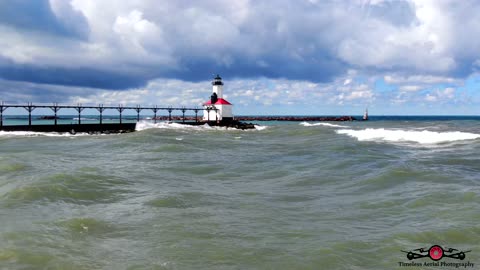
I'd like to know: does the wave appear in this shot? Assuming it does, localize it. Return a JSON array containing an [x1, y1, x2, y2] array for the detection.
[[135, 121, 267, 131], [0, 131, 89, 137], [2, 172, 128, 206], [72, 118, 97, 121], [59, 217, 115, 235], [254, 125, 268, 130], [300, 122, 348, 128], [136, 121, 209, 131], [336, 128, 480, 144]]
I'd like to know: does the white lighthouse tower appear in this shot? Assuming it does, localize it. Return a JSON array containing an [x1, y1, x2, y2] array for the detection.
[[203, 75, 233, 122]]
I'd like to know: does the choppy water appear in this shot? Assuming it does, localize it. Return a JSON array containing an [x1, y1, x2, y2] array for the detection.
[[1, 117, 479, 269]]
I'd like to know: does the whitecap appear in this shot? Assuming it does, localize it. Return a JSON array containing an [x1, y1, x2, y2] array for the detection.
[[300, 122, 348, 128], [136, 121, 261, 132], [0, 131, 89, 137], [254, 125, 268, 131], [336, 128, 480, 144], [72, 118, 97, 121], [136, 121, 199, 131]]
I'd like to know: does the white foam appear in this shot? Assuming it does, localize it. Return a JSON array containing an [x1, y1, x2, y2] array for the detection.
[[136, 121, 201, 131], [337, 128, 480, 144], [72, 117, 97, 121], [136, 121, 265, 132], [300, 122, 348, 128], [0, 131, 89, 137], [254, 125, 268, 131]]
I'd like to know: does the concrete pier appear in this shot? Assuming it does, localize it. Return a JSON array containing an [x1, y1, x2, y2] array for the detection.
[[0, 102, 210, 133], [0, 123, 136, 134], [0, 102, 357, 133]]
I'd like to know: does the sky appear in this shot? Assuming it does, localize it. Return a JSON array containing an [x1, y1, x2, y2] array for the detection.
[[1, 0, 480, 115]]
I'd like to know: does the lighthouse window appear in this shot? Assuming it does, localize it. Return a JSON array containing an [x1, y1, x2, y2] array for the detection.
[[211, 92, 218, 104]]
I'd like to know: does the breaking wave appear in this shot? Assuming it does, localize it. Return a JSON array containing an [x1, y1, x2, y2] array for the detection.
[[254, 125, 269, 131], [136, 121, 202, 131], [336, 128, 480, 144], [72, 118, 97, 121], [0, 131, 88, 137], [300, 122, 348, 128], [135, 121, 267, 131]]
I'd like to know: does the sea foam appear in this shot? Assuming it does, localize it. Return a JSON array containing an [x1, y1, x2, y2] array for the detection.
[[135, 121, 202, 131], [300, 122, 348, 128], [135, 121, 267, 131], [337, 128, 480, 144], [0, 131, 86, 137]]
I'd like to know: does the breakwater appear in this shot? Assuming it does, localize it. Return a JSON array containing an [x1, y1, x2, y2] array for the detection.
[[0, 103, 357, 133], [234, 116, 356, 121], [152, 115, 356, 122], [0, 103, 206, 126], [0, 103, 210, 133]]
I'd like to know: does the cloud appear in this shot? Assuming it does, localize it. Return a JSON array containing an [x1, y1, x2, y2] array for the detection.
[[329, 83, 375, 105], [0, 0, 477, 90], [424, 87, 456, 103], [0, 64, 150, 89], [384, 75, 459, 85], [383, 74, 462, 97], [0, 78, 98, 104], [0, 0, 480, 115], [399, 85, 423, 92], [67, 78, 211, 107], [0, 0, 88, 39], [425, 93, 437, 102]]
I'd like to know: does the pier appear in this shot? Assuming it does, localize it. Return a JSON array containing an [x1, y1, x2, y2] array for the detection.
[[0, 102, 359, 134], [0, 75, 358, 134], [0, 102, 211, 133]]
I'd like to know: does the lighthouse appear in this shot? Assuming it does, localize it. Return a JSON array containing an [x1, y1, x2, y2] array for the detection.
[[363, 108, 368, 121], [203, 75, 233, 122]]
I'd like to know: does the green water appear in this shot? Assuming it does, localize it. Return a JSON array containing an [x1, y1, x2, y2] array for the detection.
[[0, 119, 479, 269]]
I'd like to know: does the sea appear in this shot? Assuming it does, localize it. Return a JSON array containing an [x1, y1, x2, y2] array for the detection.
[[0, 116, 479, 270]]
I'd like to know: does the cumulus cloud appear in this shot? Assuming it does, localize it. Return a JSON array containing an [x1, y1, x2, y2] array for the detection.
[[384, 75, 459, 85], [0, 0, 480, 114], [329, 83, 374, 105], [399, 85, 423, 92], [0, 1, 479, 88], [424, 87, 456, 103], [0, 0, 88, 39]]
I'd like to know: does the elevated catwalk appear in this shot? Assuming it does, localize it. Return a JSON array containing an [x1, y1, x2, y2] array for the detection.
[[0, 103, 356, 133], [0, 103, 211, 133]]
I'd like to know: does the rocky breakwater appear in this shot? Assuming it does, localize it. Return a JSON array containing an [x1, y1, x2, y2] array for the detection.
[[218, 120, 256, 130], [194, 120, 256, 130], [152, 116, 356, 122], [235, 116, 356, 121]]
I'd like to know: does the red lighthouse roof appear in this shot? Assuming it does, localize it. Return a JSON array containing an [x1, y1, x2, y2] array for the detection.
[[204, 98, 232, 105]]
